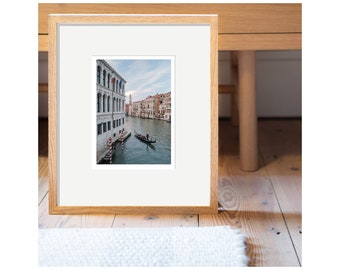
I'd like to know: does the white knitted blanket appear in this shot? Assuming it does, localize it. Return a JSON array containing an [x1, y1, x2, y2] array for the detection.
[[38, 226, 249, 267]]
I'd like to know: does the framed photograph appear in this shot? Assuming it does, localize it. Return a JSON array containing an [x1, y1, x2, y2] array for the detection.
[[48, 14, 218, 214]]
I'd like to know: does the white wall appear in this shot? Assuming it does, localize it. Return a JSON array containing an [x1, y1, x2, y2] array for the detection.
[[39, 50, 302, 118], [218, 50, 302, 118]]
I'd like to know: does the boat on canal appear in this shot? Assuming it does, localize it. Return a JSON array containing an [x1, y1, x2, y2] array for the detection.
[[134, 130, 156, 144]]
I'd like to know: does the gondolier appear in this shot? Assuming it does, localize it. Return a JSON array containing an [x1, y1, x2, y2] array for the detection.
[[134, 130, 156, 144]]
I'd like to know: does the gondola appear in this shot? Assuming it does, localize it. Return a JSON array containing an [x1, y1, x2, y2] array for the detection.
[[134, 130, 156, 144]]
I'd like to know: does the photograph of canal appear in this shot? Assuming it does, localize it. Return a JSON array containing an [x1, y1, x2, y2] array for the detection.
[[96, 57, 173, 165]]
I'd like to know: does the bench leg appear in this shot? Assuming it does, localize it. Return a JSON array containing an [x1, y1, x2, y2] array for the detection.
[[238, 50, 258, 171]]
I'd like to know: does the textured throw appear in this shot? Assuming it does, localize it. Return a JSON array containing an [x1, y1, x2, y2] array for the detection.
[[39, 226, 249, 267]]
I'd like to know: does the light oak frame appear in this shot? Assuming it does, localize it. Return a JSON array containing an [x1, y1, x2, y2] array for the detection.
[[48, 14, 218, 215]]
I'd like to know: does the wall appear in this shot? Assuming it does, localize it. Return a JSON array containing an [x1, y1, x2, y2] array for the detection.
[[218, 50, 302, 118], [39, 50, 302, 118]]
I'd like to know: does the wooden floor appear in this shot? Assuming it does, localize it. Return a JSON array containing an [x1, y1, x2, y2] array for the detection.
[[38, 118, 302, 267]]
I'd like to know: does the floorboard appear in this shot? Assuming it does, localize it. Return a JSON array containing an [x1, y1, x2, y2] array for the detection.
[[38, 118, 302, 266], [199, 120, 300, 266], [113, 214, 198, 227], [258, 119, 302, 263]]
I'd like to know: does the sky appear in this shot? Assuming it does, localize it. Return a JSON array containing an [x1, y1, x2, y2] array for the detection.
[[107, 59, 172, 103]]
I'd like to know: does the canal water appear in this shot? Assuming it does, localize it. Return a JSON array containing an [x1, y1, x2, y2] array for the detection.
[[108, 116, 171, 164]]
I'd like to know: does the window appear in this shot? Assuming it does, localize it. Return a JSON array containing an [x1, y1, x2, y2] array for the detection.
[[97, 66, 101, 84], [103, 70, 106, 86], [113, 120, 116, 128], [107, 96, 110, 112], [97, 93, 101, 113], [103, 122, 107, 133], [97, 123, 102, 135], [108, 121, 111, 130], [112, 77, 115, 91], [103, 94, 106, 112], [122, 118, 125, 125]]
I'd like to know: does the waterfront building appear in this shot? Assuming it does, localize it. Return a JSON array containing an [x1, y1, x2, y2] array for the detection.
[[162, 91, 171, 122], [158, 94, 166, 120], [127, 91, 171, 121], [143, 95, 156, 119], [96, 59, 127, 163]]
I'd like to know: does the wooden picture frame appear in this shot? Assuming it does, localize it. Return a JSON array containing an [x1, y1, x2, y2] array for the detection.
[[48, 14, 218, 214]]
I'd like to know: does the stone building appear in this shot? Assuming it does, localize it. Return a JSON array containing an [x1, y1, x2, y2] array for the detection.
[[163, 92, 171, 122], [128, 91, 171, 121], [96, 59, 126, 163]]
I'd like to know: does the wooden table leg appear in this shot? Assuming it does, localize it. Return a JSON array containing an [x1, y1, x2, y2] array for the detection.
[[238, 50, 258, 171]]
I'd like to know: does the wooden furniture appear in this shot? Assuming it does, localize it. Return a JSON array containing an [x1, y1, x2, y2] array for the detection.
[[38, 3, 302, 171]]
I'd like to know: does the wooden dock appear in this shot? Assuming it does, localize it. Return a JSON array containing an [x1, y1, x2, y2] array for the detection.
[[119, 130, 131, 142]]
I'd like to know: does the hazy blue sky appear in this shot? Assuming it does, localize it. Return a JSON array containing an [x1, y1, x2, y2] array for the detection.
[[107, 59, 172, 102]]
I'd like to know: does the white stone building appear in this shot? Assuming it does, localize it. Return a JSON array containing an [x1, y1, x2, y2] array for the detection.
[[163, 91, 171, 122], [96, 59, 126, 163]]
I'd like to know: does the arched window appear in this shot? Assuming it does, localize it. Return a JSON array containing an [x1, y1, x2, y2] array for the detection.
[[113, 97, 116, 112], [97, 66, 101, 84], [97, 93, 101, 113], [107, 73, 111, 89], [103, 94, 106, 112], [107, 95, 110, 112], [103, 70, 106, 87], [112, 77, 115, 91]]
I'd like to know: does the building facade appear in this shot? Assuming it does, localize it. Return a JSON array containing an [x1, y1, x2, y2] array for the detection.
[[163, 92, 171, 122], [96, 59, 126, 163], [128, 91, 171, 121]]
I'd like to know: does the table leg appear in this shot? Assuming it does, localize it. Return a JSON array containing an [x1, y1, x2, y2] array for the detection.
[[238, 51, 258, 171]]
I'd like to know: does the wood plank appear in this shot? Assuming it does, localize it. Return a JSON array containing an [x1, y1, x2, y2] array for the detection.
[[258, 119, 302, 263], [38, 118, 49, 204], [38, 194, 116, 228], [199, 120, 300, 266], [37, 118, 301, 265], [39, 3, 301, 35], [38, 158, 48, 204], [39, 32, 302, 53], [38, 4, 301, 52], [39, 34, 48, 52], [219, 33, 302, 50], [112, 214, 198, 228]]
